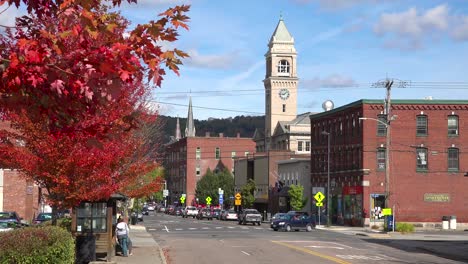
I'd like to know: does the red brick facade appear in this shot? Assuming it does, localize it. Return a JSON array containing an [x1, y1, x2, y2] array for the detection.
[[1, 169, 40, 223], [310, 99, 468, 227], [164, 134, 256, 206]]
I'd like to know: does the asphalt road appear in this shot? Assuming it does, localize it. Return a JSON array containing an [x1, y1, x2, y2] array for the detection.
[[143, 212, 467, 264]]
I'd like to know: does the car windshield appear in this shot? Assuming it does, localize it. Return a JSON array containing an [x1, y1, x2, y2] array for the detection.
[[38, 213, 52, 220], [187, 207, 195, 210], [0, 212, 15, 220], [228, 210, 236, 213], [245, 210, 259, 214]]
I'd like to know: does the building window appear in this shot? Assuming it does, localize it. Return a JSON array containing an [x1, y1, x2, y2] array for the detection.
[[377, 114, 387, 136], [282, 104, 286, 112], [305, 141, 310, 151], [277, 59, 290, 75], [196, 147, 201, 159], [448, 115, 459, 136], [196, 165, 201, 176], [416, 148, 428, 170], [448, 148, 459, 171], [377, 148, 386, 170], [231, 151, 236, 159], [416, 115, 428, 136], [298, 141, 303, 151], [215, 147, 220, 160]]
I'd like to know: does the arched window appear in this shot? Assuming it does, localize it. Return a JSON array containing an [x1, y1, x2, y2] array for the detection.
[[277, 60, 290, 76]]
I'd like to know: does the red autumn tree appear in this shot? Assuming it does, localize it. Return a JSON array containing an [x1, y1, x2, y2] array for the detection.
[[0, 1, 189, 208]]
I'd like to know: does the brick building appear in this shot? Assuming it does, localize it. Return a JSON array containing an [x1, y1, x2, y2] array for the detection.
[[310, 99, 468, 228], [164, 97, 256, 206], [164, 133, 256, 206], [0, 169, 41, 222]]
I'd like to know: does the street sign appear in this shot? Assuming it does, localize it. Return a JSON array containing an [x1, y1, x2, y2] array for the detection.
[[163, 189, 169, 197], [235, 193, 241, 200], [206, 196, 212, 205], [235, 199, 241, 205], [219, 193, 224, 205], [219, 188, 224, 195], [314, 191, 325, 202], [316, 202, 323, 207], [382, 208, 392, 216], [180, 196, 186, 203]]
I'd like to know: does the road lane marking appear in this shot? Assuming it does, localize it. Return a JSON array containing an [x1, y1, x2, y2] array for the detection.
[[306, 246, 344, 250], [215, 227, 223, 229], [278, 241, 352, 249], [241, 251, 250, 256], [148, 228, 156, 231], [175, 228, 183, 231], [228, 227, 235, 229], [164, 226, 169, 233], [272, 241, 351, 264], [188, 228, 197, 230], [202, 227, 210, 229]]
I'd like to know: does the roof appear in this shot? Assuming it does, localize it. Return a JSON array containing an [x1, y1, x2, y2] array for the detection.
[[310, 99, 468, 120], [273, 112, 313, 135], [269, 18, 293, 43]]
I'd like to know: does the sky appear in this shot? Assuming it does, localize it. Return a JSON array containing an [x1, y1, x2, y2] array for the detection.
[[2, 0, 468, 120]]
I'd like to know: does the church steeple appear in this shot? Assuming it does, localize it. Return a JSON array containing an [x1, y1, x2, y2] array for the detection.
[[185, 96, 196, 137], [269, 17, 294, 46], [175, 116, 181, 140]]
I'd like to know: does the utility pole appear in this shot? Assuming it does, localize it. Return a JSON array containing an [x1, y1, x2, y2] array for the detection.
[[384, 79, 393, 209]]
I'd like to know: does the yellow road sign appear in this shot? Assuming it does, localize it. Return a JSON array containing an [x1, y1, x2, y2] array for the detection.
[[235, 193, 241, 200], [206, 196, 212, 205], [316, 202, 323, 207], [314, 192, 325, 202], [382, 208, 392, 216], [180, 196, 186, 203], [235, 199, 241, 205]]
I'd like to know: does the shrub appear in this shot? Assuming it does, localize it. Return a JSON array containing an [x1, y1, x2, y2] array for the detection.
[[396, 222, 415, 233], [41, 217, 72, 232], [0, 226, 75, 264]]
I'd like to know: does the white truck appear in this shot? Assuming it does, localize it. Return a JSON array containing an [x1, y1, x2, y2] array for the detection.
[[183, 206, 199, 218]]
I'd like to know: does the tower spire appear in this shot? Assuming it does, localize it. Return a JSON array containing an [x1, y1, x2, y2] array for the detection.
[[185, 96, 196, 137], [175, 116, 181, 140]]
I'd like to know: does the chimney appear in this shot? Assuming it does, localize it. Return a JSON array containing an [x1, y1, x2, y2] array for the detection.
[[205, 132, 210, 138], [237, 132, 240, 138], [219, 133, 224, 138]]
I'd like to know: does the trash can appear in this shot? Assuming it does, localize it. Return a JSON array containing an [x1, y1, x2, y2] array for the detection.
[[131, 214, 138, 225], [75, 234, 96, 264], [442, 216, 449, 230], [385, 215, 395, 232], [449, 215, 457, 230]]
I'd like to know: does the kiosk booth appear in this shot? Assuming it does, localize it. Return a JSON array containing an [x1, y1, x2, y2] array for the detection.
[[71, 193, 127, 263]]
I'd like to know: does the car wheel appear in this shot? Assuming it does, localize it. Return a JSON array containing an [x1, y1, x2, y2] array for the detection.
[[285, 225, 291, 232], [306, 224, 313, 232], [273, 228, 278, 231], [257, 222, 261, 226]]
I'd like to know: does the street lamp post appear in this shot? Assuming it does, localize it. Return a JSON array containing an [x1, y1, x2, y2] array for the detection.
[[321, 131, 331, 226]]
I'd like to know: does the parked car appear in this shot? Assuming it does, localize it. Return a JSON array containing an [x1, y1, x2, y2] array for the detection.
[[223, 209, 238, 221], [196, 208, 213, 220], [147, 205, 156, 211], [34, 212, 53, 225], [271, 211, 315, 232], [183, 206, 198, 218], [0, 211, 23, 230], [174, 207, 183, 216], [212, 208, 222, 219], [238, 209, 262, 225], [142, 207, 149, 215]]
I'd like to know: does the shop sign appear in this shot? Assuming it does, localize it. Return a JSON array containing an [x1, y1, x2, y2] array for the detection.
[[424, 193, 450, 202]]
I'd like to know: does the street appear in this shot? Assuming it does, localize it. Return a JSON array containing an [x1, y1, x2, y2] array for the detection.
[[140, 211, 468, 264]]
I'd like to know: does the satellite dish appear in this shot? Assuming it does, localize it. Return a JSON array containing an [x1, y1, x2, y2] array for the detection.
[[322, 100, 334, 111]]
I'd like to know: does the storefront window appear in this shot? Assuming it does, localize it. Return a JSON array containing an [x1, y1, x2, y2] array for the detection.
[[370, 194, 385, 221], [76, 202, 107, 233]]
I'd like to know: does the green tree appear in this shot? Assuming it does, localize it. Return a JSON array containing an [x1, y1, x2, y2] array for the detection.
[[240, 179, 256, 208], [288, 184, 308, 211], [195, 167, 235, 207]]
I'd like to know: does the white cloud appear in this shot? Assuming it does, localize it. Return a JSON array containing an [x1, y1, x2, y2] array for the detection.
[[292, 0, 381, 10], [373, 5, 449, 49], [301, 74, 357, 89], [451, 17, 468, 41], [184, 49, 240, 69]]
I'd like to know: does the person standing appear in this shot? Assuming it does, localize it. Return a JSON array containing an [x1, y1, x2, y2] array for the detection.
[[115, 217, 129, 257]]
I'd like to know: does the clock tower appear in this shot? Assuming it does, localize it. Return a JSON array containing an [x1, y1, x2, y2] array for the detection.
[[264, 17, 298, 150]]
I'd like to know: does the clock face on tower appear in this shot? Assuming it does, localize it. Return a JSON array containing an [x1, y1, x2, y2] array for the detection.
[[279, 88, 290, 100]]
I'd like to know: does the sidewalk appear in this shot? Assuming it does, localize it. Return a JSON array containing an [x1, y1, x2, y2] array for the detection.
[[317, 225, 468, 240], [114, 224, 165, 264]]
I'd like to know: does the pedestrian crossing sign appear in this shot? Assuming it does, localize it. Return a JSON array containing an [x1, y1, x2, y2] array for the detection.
[[316, 202, 323, 207]]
